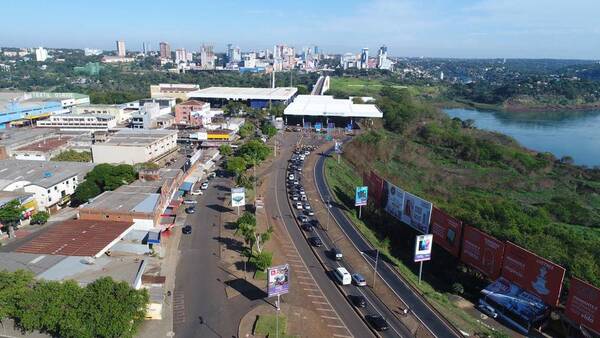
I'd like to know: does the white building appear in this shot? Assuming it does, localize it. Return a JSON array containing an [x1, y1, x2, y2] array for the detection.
[[36, 114, 117, 131], [84, 48, 103, 56], [116, 40, 126, 57], [35, 47, 48, 62], [0, 160, 94, 211], [71, 104, 130, 124], [200, 45, 216, 70], [150, 83, 200, 101], [91, 129, 178, 165]]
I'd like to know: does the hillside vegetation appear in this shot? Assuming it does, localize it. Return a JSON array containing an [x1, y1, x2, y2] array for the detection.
[[342, 87, 600, 287]]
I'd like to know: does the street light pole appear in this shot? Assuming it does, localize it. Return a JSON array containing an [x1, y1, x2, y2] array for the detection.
[[372, 249, 379, 290]]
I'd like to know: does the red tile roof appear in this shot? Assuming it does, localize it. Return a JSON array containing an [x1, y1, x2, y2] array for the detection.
[[16, 219, 133, 257]]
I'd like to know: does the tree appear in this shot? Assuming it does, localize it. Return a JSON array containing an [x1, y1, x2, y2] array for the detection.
[[238, 122, 256, 138], [30, 211, 50, 225], [219, 144, 233, 157], [250, 251, 273, 272], [0, 200, 24, 230], [71, 180, 101, 206], [226, 156, 247, 176], [237, 140, 272, 164], [261, 123, 277, 139], [51, 150, 92, 162]]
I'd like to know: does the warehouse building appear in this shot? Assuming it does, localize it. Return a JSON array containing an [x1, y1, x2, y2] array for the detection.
[[187, 87, 297, 109], [150, 83, 200, 101], [36, 114, 117, 131], [91, 129, 178, 164], [283, 95, 383, 128]]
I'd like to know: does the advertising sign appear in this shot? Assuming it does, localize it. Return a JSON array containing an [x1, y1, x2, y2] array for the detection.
[[431, 207, 463, 257], [481, 277, 549, 324], [363, 171, 385, 208], [401, 192, 433, 234], [231, 187, 246, 207], [303, 121, 311, 129], [414, 234, 433, 262], [334, 141, 342, 153], [501, 242, 566, 306], [346, 122, 353, 132], [355, 186, 368, 206], [460, 225, 505, 280], [267, 264, 290, 297], [382, 180, 405, 221], [315, 122, 322, 132], [565, 278, 600, 334]]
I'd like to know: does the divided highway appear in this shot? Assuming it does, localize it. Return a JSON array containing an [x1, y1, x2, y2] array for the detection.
[[314, 146, 462, 338]]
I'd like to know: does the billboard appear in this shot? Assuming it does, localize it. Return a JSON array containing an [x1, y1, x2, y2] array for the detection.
[[401, 192, 433, 234], [231, 187, 246, 207], [334, 141, 342, 153], [501, 242, 566, 306], [267, 264, 290, 297], [363, 171, 384, 208], [431, 207, 463, 257], [565, 278, 600, 334], [481, 277, 549, 325], [355, 186, 368, 206], [460, 225, 505, 280], [315, 122, 322, 132], [414, 234, 433, 262], [382, 180, 405, 221]]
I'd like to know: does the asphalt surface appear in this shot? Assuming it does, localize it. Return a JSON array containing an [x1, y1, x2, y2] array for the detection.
[[173, 174, 261, 338], [314, 146, 461, 338], [267, 133, 376, 338]]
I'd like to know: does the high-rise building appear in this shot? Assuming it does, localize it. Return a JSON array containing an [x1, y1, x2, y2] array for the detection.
[[142, 42, 148, 55], [35, 47, 48, 62], [175, 48, 189, 63], [116, 40, 126, 57], [200, 45, 216, 70], [159, 42, 171, 60], [377, 45, 393, 70], [227, 44, 242, 63], [360, 48, 369, 69]]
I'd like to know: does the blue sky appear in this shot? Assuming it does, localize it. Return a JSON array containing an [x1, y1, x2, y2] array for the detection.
[[2, 0, 599, 59]]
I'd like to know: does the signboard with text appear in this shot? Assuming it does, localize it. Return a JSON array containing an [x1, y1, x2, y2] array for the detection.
[[401, 192, 433, 234], [460, 225, 505, 280], [315, 122, 322, 132], [355, 186, 368, 206], [565, 277, 600, 334], [231, 187, 246, 207], [481, 278, 549, 324], [414, 234, 433, 262], [363, 171, 384, 208], [431, 207, 463, 257], [382, 180, 405, 222], [267, 264, 290, 297], [501, 242, 565, 306]]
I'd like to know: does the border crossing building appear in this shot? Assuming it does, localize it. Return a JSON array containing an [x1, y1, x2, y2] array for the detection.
[[187, 87, 297, 109]]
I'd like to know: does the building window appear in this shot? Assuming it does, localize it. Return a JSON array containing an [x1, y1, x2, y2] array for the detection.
[[47, 189, 51, 194]]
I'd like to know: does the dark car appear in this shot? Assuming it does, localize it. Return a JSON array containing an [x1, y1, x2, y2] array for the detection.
[[298, 215, 309, 223], [302, 223, 314, 232], [185, 206, 195, 214], [310, 219, 321, 229], [309, 237, 322, 247], [350, 295, 366, 308], [365, 315, 389, 331], [182, 225, 192, 234]]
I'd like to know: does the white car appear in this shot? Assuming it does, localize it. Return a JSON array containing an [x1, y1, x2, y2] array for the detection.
[[190, 189, 203, 196], [295, 202, 303, 210], [288, 174, 295, 180], [303, 203, 311, 210], [200, 182, 209, 190], [352, 273, 367, 287]]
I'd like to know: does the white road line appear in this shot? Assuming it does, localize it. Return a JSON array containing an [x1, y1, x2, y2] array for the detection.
[[328, 325, 346, 328], [316, 307, 335, 312], [333, 334, 353, 338], [307, 294, 324, 298], [321, 315, 339, 320], [303, 287, 319, 291], [312, 301, 328, 305], [298, 281, 313, 285]]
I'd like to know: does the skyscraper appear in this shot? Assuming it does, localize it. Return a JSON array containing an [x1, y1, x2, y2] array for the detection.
[[142, 42, 148, 55], [200, 45, 216, 70], [35, 47, 48, 62], [116, 40, 126, 57], [175, 48, 188, 63], [377, 45, 392, 70], [360, 47, 369, 69], [159, 42, 171, 60]]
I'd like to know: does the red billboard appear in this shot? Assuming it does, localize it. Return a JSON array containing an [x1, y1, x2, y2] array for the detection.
[[460, 225, 505, 280], [501, 242, 565, 306], [565, 278, 600, 334], [430, 207, 463, 257], [363, 171, 384, 208]]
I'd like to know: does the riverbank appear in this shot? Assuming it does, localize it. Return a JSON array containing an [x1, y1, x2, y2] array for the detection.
[[437, 98, 600, 114]]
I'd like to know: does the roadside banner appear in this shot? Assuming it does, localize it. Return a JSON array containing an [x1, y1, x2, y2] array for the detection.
[[315, 122, 322, 132], [414, 234, 433, 262], [382, 180, 405, 221], [355, 186, 368, 206], [346, 122, 353, 132], [565, 277, 600, 334], [460, 225, 505, 280], [431, 207, 463, 257], [231, 187, 246, 207], [401, 192, 433, 234], [363, 171, 384, 208], [334, 141, 342, 153], [481, 278, 548, 324], [501, 242, 566, 306], [267, 264, 290, 297]]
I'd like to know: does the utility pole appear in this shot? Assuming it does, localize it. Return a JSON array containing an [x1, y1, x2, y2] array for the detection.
[[372, 249, 379, 290]]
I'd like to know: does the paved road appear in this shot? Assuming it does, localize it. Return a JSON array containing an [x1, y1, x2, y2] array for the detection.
[[314, 146, 461, 338], [267, 132, 376, 338], [173, 174, 260, 338]]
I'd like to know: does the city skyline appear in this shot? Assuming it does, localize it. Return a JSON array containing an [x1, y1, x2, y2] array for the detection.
[[2, 0, 600, 59]]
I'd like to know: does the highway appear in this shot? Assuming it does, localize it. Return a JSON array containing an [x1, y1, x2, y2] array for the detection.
[[313, 146, 462, 338], [311, 75, 325, 95], [266, 132, 376, 337]]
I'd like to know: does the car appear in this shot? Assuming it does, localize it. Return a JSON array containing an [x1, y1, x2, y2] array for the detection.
[[304, 150, 310, 156], [288, 173, 295, 180], [200, 181, 209, 190], [183, 199, 197, 205], [309, 237, 322, 247], [365, 314, 389, 331], [185, 207, 195, 214], [301, 195, 308, 201], [295, 202, 303, 210], [352, 273, 367, 287], [302, 223, 314, 232], [477, 304, 498, 319], [298, 215, 309, 223], [291, 194, 299, 201], [293, 180, 299, 185], [350, 295, 366, 308], [303, 203, 311, 210], [305, 209, 314, 216], [182, 225, 192, 234], [296, 166, 303, 172], [299, 190, 306, 195], [207, 172, 216, 179], [190, 189, 203, 196], [333, 267, 352, 285], [331, 247, 343, 260]]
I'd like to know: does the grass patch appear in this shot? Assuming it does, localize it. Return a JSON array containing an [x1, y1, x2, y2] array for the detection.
[[324, 157, 508, 337], [254, 314, 297, 337], [254, 269, 267, 280]]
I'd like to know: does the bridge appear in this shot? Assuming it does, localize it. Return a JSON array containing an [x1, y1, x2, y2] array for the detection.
[[310, 75, 330, 95]]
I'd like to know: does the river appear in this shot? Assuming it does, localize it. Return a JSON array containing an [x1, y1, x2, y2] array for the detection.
[[443, 108, 600, 167]]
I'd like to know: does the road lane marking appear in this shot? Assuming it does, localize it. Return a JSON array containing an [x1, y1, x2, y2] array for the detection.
[[327, 325, 345, 328], [307, 294, 324, 298], [312, 301, 328, 305], [298, 281, 313, 285], [333, 334, 352, 338], [316, 307, 335, 312], [321, 315, 339, 320]]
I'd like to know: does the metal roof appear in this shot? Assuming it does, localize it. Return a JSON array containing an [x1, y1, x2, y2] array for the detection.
[[187, 87, 298, 101], [0, 159, 94, 189], [284, 95, 383, 118]]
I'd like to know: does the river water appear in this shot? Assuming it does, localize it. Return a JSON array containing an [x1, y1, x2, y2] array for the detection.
[[443, 108, 600, 167]]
